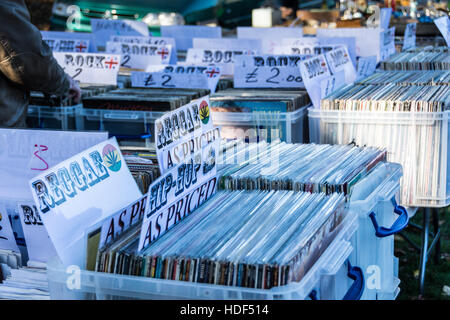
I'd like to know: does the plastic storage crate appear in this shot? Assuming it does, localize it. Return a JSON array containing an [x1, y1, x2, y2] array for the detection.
[[308, 108, 449, 208], [27, 104, 83, 131], [211, 106, 309, 144], [78, 108, 165, 143], [348, 162, 406, 300], [46, 211, 360, 300]]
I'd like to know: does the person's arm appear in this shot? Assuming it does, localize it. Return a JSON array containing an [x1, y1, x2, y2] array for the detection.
[[0, 0, 71, 96]]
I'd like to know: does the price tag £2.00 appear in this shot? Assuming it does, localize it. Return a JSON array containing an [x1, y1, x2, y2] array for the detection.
[[234, 54, 308, 88], [53, 52, 121, 86]]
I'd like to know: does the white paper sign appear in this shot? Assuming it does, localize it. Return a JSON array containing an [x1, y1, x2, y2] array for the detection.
[[99, 194, 147, 249], [356, 55, 378, 80], [18, 203, 57, 263], [0, 203, 19, 253], [300, 54, 337, 109], [161, 25, 222, 51], [28, 138, 142, 267], [0, 129, 107, 198], [138, 140, 219, 251], [325, 47, 356, 84], [402, 23, 417, 51], [105, 42, 171, 69], [110, 35, 177, 63], [131, 66, 221, 93], [186, 48, 257, 76], [41, 31, 96, 52], [234, 54, 309, 88], [44, 38, 90, 52], [317, 28, 384, 62], [53, 52, 121, 85], [380, 27, 396, 61], [380, 8, 392, 30], [434, 16, 450, 46], [90, 18, 149, 51]]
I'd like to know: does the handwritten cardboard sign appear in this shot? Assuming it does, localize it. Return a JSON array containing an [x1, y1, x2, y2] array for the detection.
[[300, 54, 345, 109], [17, 202, 57, 263], [44, 38, 90, 52], [110, 35, 177, 63], [0, 128, 107, 199], [186, 48, 257, 76], [325, 47, 356, 84], [138, 139, 219, 251], [99, 194, 147, 248], [131, 66, 221, 92], [41, 31, 95, 52], [434, 16, 450, 46], [105, 42, 171, 69], [0, 203, 19, 253], [53, 52, 121, 85], [402, 23, 417, 51], [380, 27, 396, 61], [234, 54, 309, 88], [356, 55, 378, 80], [28, 138, 141, 266]]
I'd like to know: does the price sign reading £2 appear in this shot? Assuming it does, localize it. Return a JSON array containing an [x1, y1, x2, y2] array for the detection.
[[53, 52, 121, 86], [234, 55, 308, 88]]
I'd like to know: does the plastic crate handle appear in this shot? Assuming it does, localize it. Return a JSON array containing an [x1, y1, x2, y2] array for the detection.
[[307, 261, 364, 300], [369, 198, 409, 238], [343, 261, 364, 300]]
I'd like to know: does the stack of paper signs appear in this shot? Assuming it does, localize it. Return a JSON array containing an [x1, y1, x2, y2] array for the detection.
[[95, 190, 346, 289], [218, 141, 386, 197]]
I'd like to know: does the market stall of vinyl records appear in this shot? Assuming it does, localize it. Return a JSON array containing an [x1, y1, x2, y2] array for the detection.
[[0, 12, 449, 300]]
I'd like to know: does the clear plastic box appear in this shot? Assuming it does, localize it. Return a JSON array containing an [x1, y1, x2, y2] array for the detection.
[[211, 106, 309, 144], [308, 108, 450, 208], [46, 210, 359, 300], [27, 104, 83, 131], [348, 162, 405, 300]]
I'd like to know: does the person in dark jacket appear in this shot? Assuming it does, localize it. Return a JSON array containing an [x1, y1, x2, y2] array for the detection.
[[0, 0, 80, 128]]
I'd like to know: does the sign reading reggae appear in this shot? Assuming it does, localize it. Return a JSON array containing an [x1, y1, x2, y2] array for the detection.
[[139, 97, 221, 252]]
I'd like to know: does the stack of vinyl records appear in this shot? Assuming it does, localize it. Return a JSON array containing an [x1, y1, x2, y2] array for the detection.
[[311, 71, 450, 207], [0, 261, 49, 300], [95, 190, 346, 289], [356, 71, 450, 86], [210, 89, 310, 113], [380, 50, 450, 71], [218, 141, 386, 196], [82, 88, 210, 112]]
